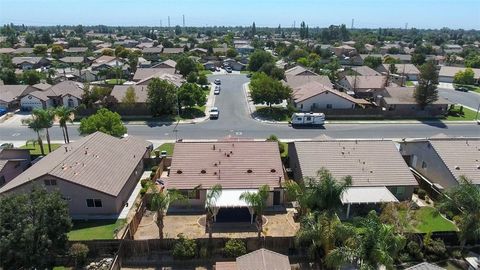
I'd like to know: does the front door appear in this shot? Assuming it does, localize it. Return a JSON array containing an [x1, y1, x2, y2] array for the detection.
[[273, 191, 281, 205]]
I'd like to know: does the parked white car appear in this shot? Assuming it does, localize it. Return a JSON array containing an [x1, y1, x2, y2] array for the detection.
[[209, 107, 219, 119]]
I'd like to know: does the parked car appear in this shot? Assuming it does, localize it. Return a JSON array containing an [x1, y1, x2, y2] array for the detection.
[[214, 86, 221, 95], [455, 86, 468, 92], [225, 66, 232, 73], [0, 108, 7, 117], [209, 107, 219, 119], [215, 67, 221, 72], [214, 79, 221, 85]]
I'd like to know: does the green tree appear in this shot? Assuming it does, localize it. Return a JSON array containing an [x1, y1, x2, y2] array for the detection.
[[437, 176, 480, 249], [259, 62, 285, 80], [384, 55, 401, 64], [51, 44, 64, 59], [289, 49, 309, 61], [21, 113, 46, 156], [388, 63, 398, 74], [176, 56, 197, 77], [147, 78, 178, 116], [248, 50, 274, 72], [363, 56, 382, 68], [0, 187, 72, 269], [327, 211, 406, 270], [22, 70, 42, 85], [69, 243, 89, 268], [174, 25, 182, 36], [33, 45, 47, 55], [411, 53, 426, 66], [414, 61, 438, 109], [465, 54, 480, 68], [186, 72, 197, 83], [205, 184, 222, 242], [226, 48, 238, 58], [239, 184, 270, 239], [249, 72, 291, 107], [102, 48, 114, 56], [33, 108, 55, 152], [0, 68, 17, 84], [224, 239, 247, 258], [78, 108, 127, 137], [251, 22, 256, 37], [55, 106, 74, 144], [122, 86, 138, 105], [177, 82, 207, 109], [172, 234, 196, 259], [453, 68, 475, 85], [150, 186, 186, 240], [197, 74, 208, 85]]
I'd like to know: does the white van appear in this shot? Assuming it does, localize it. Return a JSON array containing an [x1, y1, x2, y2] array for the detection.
[[290, 112, 325, 126]]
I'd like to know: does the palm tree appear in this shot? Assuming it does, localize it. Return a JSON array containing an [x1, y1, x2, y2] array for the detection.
[[205, 184, 222, 241], [288, 168, 352, 217], [55, 106, 74, 143], [296, 212, 356, 267], [326, 211, 406, 270], [239, 184, 270, 239], [22, 116, 45, 156], [31, 109, 54, 153], [149, 185, 185, 240], [437, 176, 480, 249]]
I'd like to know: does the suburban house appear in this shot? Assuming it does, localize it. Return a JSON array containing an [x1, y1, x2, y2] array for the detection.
[[12, 47, 34, 55], [141, 46, 164, 60], [11, 56, 50, 70], [438, 66, 480, 83], [0, 85, 38, 109], [399, 138, 480, 192], [376, 87, 450, 118], [288, 140, 418, 218], [91, 55, 127, 72], [151, 59, 177, 69], [235, 44, 254, 55], [20, 80, 84, 110], [376, 64, 420, 81], [59, 56, 86, 65], [136, 72, 184, 87], [285, 65, 319, 77], [443, 44, 463, 54], [291, 81, 368, 111], [348, 66, 382, 76], [162, 47, 185, 55], [164, 141, 285, 222], [0, 148, 31, 186], [64, 47, 88, 56], [133, 67, 176, 82], [332, 45, 357, 57], [338, 75, 388, 98], [384, 54, 412, 64], [110, 85, 148, 106], [215, 248, 290, 270], [0, 132, 152, 218]]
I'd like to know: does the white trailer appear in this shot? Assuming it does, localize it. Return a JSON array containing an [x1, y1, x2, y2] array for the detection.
[[290, 112, 325, 126]]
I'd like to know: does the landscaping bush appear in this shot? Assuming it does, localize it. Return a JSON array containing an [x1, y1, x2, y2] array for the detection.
[[140, 187, 148, 196], [151, 166, 159, 173], [140, 178, 149, 188], [423, 233, 447, 261], [224, 239, 247, 258], [451, 249, 462, 259], [406, 240, 424, 260], [150, 171, 156, 180], [69, 243, 89, 268], [417, 189, 426, 200], [173, 234, 197, 259]]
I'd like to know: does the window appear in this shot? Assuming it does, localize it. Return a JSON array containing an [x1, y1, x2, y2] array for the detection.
[[326, 104, 333, 109], [44, 179, 57, 186], [86, 199, 103, 208], [396, 187, 406, 197], [300, 104, 303, 109], [422, 161, 427, 169], [306, 117, 311, 121], [0, 176, 5, 186], [181, 190, 200, 200]]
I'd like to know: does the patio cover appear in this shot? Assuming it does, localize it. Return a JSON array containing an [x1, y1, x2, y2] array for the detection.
[[207, 189, 258, 223], [341, 186, 399, 204]]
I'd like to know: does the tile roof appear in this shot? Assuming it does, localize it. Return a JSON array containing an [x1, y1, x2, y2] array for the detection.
[[439, 66, 480, 79], [351, 66, 381, 76], [236, 249, 290, 270], [0, 85, 31, 103], [381, 64, 419, 75], [111, 85, 149, 103], [343, 76, 387, 90], [293, 81, 364, 104], [292, 140, 417, 187], [60, 56, 84, 63], [285, 65, 318, 76], [133, 68, 176, 81], [284, 74, 333, 89], [48, 80, 84, 99], [66, 47, 88, 53], [405, 262, 445, 270], [0, 132, 152, 196], [166, 141, 284, 190], [428, 138, 480, 185], [162, 47, 185, 54], [12, 56, 44, 65], [382, 87, 450, 105]]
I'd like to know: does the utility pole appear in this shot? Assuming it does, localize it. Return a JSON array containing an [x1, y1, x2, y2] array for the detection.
[[168, 16, 170, 28], [405, 23, 408, 30], [160, 20, 162, 28], [351, 18, 354, 29], [183, 14, 185, 27], [293, 20, 296, 29]]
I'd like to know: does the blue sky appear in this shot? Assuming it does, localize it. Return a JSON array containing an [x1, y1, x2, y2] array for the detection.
[[0, 0, 479, 29]]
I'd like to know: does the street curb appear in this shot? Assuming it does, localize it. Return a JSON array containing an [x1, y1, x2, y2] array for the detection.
[[251, 119, 477, 125]]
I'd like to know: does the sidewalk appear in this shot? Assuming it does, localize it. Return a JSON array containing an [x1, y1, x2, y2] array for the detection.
[[252, 118, 477, 125]]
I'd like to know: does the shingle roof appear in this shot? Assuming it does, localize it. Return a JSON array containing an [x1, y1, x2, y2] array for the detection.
[[285, 65, 318, 76], [136, 72, 184, 87], [439, 66, 480, 79], [133, 68, 176, 81], [351, 66, 381, 76], [59, 57, 84, 64], [66, 47, 88, 53], [293, 81, 364, 104], [292, 140, 417, 187], [236, 249, 290, 270], [381, 64, 419, 75], [27, 90, 50, 101], [12, 56, 43, 65], [382, 87, 450, 105], [284, 74, 333, 89], [48, 80, 84, 99], [343, 76, 387, 90], [166, 141, 284, 190], [162, 47, 185, 54], [111, 85, 148, 103], [0, 132, 151, 196], [142, 47, 163, 54], [428, 138, 480, 185], [0, 85, 32, 102]]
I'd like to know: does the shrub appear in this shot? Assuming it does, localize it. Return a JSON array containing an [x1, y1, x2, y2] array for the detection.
[[423, 233, 447, 261], [140, 179, 149, 188], [417, 189, 426, 199], [173, 234, 197, 259], [140, 187, 148, 196], [69, 243, 89, 267], [150, 171, 156, 180], [198, 74, 208, 85], [151, 166, 159, 172], [406, 241, 423, 260], [224, 239, 247, 258], [451, 249, 462, 259]]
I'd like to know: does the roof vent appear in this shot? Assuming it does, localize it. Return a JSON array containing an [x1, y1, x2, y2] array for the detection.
[[214, 163, 218, 166], [270, 169, 276, 173], [227, 154, 230, 157], [201, 169, 206, 174], [477, 165, 480, 170], [177, 170, 183, 174], [455, 166, 460, 170], [247, 169, 253, 173]]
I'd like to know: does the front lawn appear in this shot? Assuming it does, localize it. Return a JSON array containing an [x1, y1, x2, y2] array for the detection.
[[445, 106, 478, 121], [405, 81, 415, 87], [177, 106, 206, 120], [154, 143, 174, 156], [68, 219, 125, 240], [20, 143, 62, 155], [401, 207, 457, 233], [255, 106, 291, 122], [105, 79, 126, 85]]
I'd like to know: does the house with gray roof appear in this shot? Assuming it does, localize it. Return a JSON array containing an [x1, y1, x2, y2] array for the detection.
[[438, 66, 480, 83], [0, 132, 152, 218], [215, 248, 290, 270], [338, 75, 388, 98], [289, 140, 418, 217], [0, 85, 38, 109], [399, 137, 480, 191], [0, 148, 31, 187], [20, 80, 84, 110], [11, 56, 50, 70]]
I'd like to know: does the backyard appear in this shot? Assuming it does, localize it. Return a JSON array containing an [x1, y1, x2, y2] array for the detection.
[[154, 143, 174, 156], [20, 143, 62, 155], [68, 219, 126, 240], [403, 207, 458, 233]]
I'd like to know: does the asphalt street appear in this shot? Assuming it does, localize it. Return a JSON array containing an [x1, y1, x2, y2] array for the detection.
[[1, 74, 479, 143], [437, 88, 480, 110]]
